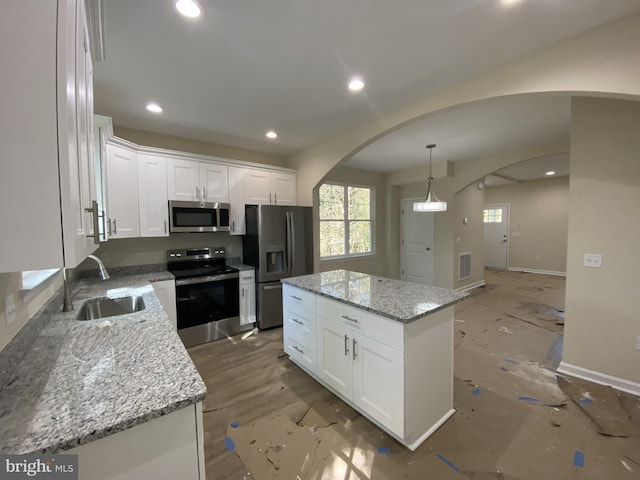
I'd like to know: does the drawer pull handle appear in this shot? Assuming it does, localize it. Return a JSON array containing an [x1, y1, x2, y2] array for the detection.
[[292, 318, 303, 325], [291, 295, 302, 301], [242, 276, 252, 280], [353, 338, 357, 360], [344, 334, 349, 356], [293, 345, 304, 354], [341, 315, 358, 324]]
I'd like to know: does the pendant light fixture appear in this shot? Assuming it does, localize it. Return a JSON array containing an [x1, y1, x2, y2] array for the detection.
[[413, 144, 447, 212]]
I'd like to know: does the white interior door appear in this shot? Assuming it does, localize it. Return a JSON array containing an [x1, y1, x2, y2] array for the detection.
[[483, 204, 509, 269], [400, 199, 434, 285]]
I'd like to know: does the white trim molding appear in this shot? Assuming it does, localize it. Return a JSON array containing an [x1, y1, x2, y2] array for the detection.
[[508, 267, 567, 277], [557, 362, 640, 397], [455, 279, 486, 293]]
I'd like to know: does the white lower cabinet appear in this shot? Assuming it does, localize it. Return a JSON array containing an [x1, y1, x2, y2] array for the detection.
[[317, 307, 404, 436], [283, 284, 455, 451], [239, 269, 256, 326], [67, 402, 205, 480]]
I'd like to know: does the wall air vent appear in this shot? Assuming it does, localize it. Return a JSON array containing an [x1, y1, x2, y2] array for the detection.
[[459, 252, 472, 280]]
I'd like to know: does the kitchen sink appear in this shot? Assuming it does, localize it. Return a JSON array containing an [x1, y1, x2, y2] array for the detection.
[[76, 296, 145, 320]]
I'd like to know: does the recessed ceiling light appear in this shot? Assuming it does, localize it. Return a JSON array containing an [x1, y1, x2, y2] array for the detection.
[[546, 171, 556, 176], [501, 0, 522, 5], [146, 102, 163, 113], [175, 0, 203, 18], [265, 130, 278, 139], [348, 78, 365, 92]]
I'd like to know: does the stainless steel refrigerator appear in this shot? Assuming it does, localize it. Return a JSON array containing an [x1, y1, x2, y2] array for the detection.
[[243, 204, 313, 329]]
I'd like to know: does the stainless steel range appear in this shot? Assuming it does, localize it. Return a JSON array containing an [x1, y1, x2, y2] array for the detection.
[[167, 246, 253, 347]]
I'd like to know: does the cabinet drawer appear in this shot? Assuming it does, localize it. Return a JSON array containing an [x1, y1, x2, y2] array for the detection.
[[283, 284, 316, 317], [316, 296, 404, 351], [239, 269, 255, 284], [284, 310, 315, 344], [284, 332, 316, 373]]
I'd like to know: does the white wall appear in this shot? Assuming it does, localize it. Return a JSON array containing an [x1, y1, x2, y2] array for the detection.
[[484, 176, 569, 275], [561, 97, 640, 390]]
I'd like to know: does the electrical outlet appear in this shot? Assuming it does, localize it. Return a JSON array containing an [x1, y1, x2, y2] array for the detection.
[[583, 253, 602, 268], [4, 294, 16, 327]]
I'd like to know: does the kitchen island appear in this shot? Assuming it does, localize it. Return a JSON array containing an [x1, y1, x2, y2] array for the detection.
[[0, 268, 207, 479], [281, 269, 467, 450]]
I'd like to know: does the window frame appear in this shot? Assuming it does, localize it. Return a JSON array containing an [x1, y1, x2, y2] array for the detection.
[[319, 182, 375, 260]]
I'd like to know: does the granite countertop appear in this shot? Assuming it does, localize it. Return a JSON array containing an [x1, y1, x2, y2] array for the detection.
[[282, 269, 468, 323], [0, 269, 207, 454]]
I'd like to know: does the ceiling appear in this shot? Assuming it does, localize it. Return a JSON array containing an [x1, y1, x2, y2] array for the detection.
[[93, 0, 640, 178]]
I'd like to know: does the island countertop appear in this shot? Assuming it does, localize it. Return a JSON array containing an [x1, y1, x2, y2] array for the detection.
[[0, 269, 207, 454], [282, 269, 468, 323]]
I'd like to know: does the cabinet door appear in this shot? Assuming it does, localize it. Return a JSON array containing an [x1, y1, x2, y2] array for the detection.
[[167, 158, 199, 201], [271, 172, 296, 205], [352, 332, 404, 436], [228, 166, 246, 235], [138, 153, 169, 237], [240, 283, 256, 325], [244, 168, 272, 204], [106, 144, 139, 239], [316, 316, 352, 398], [200, 163, 229, 203]]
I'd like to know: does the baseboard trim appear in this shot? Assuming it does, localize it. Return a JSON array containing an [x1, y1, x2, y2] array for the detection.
[[557, 362, 640, 397], [455, 280, 486, 292], [507, 267, 566, 277]]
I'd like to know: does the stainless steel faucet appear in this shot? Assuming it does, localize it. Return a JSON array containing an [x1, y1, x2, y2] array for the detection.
[[62, 255, 110, 312]]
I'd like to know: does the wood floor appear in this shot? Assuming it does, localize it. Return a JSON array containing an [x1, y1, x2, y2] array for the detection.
[[188, 270, 640, 480]]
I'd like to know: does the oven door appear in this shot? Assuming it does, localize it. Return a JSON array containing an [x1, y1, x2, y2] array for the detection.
[[175, 273, 240, 332]]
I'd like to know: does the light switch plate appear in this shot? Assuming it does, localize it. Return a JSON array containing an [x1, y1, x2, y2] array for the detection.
[[583, 253, 602, 268]]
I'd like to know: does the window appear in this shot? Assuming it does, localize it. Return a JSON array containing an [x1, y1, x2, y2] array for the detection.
[[483, 208, 503, 223], [319, 183, 373, 258]]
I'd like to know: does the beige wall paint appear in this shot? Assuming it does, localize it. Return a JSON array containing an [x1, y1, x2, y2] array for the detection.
[[318, 167, 388, 277], [454, 183, 485, 289], [485, 176, 569, 274], [290, 12, 640, 208], [563, 97, 640, 386], [0, 272, 62, 351], [113, 126, 288, 168], [80, 233, 244, 270]]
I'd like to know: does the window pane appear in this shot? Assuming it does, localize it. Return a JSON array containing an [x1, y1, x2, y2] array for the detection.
[[319, 184, 344, 220], [320, 221, 345, 256], [348, 221, 371, 254], [348, 187, 370, 219]]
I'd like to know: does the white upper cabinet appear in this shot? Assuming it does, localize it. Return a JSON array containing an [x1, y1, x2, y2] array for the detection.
[[138, 153, 169, 237], [0, 0, 98, 272], [167, 158, 229, 203], [244, 168, 296, 205], [106, 143, 140, 239], [228, 166, 246, 235]]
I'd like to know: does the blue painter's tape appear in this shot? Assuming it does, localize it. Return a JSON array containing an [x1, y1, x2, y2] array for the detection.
[[377, 447, 391, 455], [224, 436, 236, 452], [436, 454, 460, 472], [230, 422, 240, 428], [518, 396, 538, 403], [500, 367, 508, 371], [503, 358, 518, 364], [573, 450, 585, 468], [472, 388, 481, 396], [579, 398, 593, 405]]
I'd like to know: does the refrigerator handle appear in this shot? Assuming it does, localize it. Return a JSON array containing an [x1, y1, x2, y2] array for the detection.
[[285, 211, 293, 275], [290, 211, 296, 274]]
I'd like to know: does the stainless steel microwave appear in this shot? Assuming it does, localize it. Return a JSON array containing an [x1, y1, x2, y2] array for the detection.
[[168, 201, 231, 233]]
